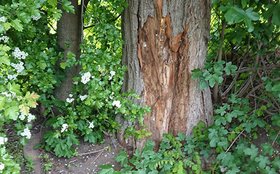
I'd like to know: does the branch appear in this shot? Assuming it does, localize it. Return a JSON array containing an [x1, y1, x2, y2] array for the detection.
[[84, 13, 121, 30], [77, 146, 108, 156]]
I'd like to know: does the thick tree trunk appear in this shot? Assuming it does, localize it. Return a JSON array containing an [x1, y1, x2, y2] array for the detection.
[[55, 0, 82, 100], [118, 0, 213, 149]]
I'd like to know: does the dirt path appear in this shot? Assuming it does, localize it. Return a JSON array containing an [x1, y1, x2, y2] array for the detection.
[[22, 131, 121, 174]]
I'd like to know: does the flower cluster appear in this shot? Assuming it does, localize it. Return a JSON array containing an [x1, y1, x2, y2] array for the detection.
[[109, 70, 116, 80], [12, 47, 28, 59], [7, 74, 17, 80], [11, 61, 24, 73], [0, 36, 9, 43], [1, 91, 16, 98], [19, 113, 36, 122], [0, 137, 8, 145], [61, 124, 68, 133], [112, 100, 121, 108], [79, 94, 88, 101], [0, 16, 7, 23], [20, 128, 31, 139], [81, 72, 91, 84], [66, 94, 74, 103], [0, 163, 4, 171], [89, 122, 94, 129]]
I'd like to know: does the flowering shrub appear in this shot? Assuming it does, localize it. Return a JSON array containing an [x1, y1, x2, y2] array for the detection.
[[1, 0, 146, 161]]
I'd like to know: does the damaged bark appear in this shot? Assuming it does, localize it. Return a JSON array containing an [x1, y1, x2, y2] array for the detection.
[[119, 0, 213, 149]]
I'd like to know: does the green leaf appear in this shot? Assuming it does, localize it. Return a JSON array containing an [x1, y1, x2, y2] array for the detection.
[[272, 4, 280, 26], [5, 105, 19, 120], [245, 8, 259, 21], [11, 19, 23, 31], [0, 96, 5, 109], [244, 145, 258, 159], [191, 69, 203, 79], [255, 155, 269, 169], [60, 62, 67, 69], [225, 6, 246, 24], [225, 62, 237, 75], [0, 55, 9, 65], [99, 165, 115, 174], [61, 0, 75, 13], [115, 150, 128, 166]]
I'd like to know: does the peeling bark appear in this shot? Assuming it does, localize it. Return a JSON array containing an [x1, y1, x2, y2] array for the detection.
[[119, 0, 213, 149]]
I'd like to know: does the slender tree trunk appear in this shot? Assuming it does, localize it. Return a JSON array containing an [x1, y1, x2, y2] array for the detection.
[[55, 0, 82, 100], [118, 0, 213, 150]]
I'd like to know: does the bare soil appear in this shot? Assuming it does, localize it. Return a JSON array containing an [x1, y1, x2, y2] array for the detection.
[[22, 131, 121, 174]]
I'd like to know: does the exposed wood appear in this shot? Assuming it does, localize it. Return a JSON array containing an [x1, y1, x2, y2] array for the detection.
[[119, 0, 213, 150]]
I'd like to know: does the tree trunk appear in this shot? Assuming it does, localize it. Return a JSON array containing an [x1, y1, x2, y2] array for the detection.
[[55, 0, 82, 100], [118, 0, 213, 149]]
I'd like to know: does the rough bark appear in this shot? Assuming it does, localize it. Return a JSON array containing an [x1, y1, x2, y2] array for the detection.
[[55, 0, 82, 100], [119, 0, 213, 149]]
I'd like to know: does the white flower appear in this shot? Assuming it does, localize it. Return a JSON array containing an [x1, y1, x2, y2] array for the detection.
[[1, 92, 11, 98], [21, 128, 31, 139], [79, 95, 88, 101], [0, 137, 8, 145], [11, 61, 25, 73], [112, 100, 121, 108], [0, 16, 7, 23], [27, 114, 36, 122], [61, 124, 68, 133], [109, 71, 116, 80], [0, 36, 9, 43], [1, 91, 16, 98], [31, 15, 41, 21], [19, 113, 26, 120], [7, 74, 17, 80], [12, 47, 28, 59], [0, 162, 4, 171], [89, 122, 94, 129], [109, 92, 114, 100], [81, 72, 91, 84], [66, 97, 74, 103]]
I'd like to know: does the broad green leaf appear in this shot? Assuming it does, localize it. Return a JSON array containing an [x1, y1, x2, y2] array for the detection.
[[245, 8, 259, 21], [244, 145, 258, 159], [11, 19, 23, 31], [5, 105, 19, 120], [225, 6, 246, 24], [255, 156, 269, 169], [272, 4, 280, 26]]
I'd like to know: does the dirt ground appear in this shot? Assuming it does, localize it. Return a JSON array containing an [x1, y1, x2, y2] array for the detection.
[[22, 131, 121, 174]]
